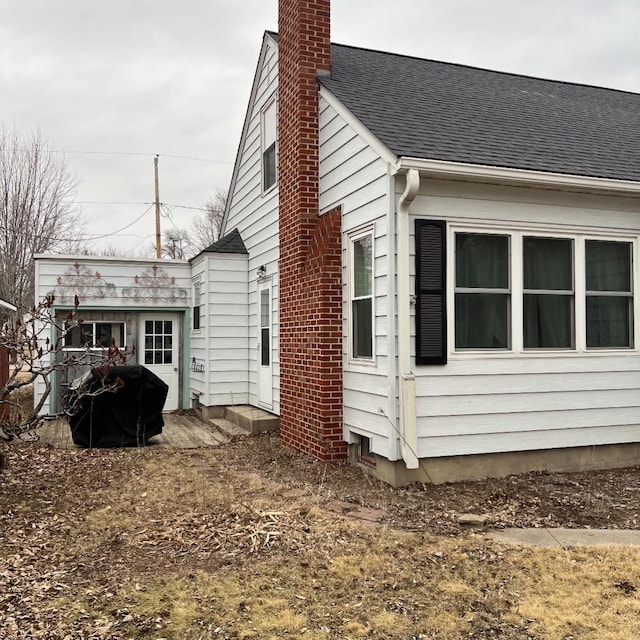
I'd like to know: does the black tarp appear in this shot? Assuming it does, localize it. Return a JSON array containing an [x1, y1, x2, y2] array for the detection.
[[68, 365, 168, 448]]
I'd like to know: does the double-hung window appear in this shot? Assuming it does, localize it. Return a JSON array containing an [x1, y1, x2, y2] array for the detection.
[[446, 227, 635, 356], [455, 232, 510, 349], [261, 99, 277, 192], [585, 240, 633, 348], [523, 237, 574, 349], [350, 229, 374, 361]]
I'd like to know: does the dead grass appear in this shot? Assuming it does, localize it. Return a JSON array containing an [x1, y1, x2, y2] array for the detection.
[[1, 442, 640, 639]]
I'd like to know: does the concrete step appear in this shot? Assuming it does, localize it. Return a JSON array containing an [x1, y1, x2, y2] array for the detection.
[[208, 418, 250, 440], [224, 405, 279, 434]]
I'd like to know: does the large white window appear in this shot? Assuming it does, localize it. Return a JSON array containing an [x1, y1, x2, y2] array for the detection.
[[451, 229, 635, 353], [350, 229, 374, 361], [261, 99, 277, 192]]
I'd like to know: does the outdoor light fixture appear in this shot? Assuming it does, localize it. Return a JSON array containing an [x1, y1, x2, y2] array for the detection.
[[256, 265, 267, 279]]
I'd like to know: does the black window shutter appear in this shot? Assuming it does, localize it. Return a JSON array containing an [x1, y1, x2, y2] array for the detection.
[[415, 220, 447, 365]]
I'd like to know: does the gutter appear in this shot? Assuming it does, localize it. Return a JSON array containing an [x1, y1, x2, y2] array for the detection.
[[396, 168, 420, 469], [395, 158, 640, 196]]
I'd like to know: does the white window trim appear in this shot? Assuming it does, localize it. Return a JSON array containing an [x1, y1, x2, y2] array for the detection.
[[447, 224, 638, 359], [348, 226, 375, 366], [260, 96, 277, 195], [63, 321, 127, 351]]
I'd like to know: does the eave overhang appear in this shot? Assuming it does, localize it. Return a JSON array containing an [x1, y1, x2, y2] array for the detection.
[[394, 157, 640, 197]]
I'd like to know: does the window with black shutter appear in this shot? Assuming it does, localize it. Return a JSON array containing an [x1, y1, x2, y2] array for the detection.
[[415, 220, 447, 364]]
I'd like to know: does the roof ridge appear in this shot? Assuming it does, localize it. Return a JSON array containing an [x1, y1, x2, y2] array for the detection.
[[266, 29, 639, 97]]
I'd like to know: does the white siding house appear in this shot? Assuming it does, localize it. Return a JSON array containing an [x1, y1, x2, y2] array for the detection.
[[31, 0, 640, 484], [221, 37, 280, 414]]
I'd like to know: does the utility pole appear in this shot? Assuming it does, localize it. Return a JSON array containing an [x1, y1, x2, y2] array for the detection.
[[154, 154, 162, 258]]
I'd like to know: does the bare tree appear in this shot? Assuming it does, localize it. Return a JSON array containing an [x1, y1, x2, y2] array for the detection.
[[191, 188, 227, 251], [162, 228, 193, 260], [0, 296, 133, 440], [0, 126, 86, 315], [93, 243, 154, 258]]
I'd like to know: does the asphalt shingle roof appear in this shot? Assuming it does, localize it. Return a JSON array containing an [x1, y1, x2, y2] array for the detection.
[[202, 228, 248, 254], [318, 43, 640, 182]]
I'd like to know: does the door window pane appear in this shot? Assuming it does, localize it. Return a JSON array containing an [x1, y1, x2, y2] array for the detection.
[[260, 289, 270, 366], [144, 319, 175, 365]]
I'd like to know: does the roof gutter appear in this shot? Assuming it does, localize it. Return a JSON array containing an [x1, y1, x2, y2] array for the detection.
[[395, 158, 640, 195], [396, 168, 420, 469]]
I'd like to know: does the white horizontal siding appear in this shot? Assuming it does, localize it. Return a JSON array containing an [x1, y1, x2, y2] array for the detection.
[[221, 40, 279, 414], [318, 97, 394, 456], [35, 256, 191, 308], [199, 253, 249, 407], [404, 179, 640, 458]]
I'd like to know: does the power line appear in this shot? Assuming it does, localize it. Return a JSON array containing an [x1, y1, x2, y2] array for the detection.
[[49, 149, 232, 164], [86, 204, 154, 241]]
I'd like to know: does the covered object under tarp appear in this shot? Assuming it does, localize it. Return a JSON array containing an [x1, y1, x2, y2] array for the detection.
[[68, 365, 168, 447]]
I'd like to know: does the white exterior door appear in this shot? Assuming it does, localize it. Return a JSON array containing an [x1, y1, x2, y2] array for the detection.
[[257, 281, 273, 408], [139, 314, 180, 411]]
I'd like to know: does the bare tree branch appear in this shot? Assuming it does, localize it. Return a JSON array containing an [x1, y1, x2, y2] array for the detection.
[[191, 188, 227, 251], [0, 296, 134, 440], [0, 126, 86, 315]]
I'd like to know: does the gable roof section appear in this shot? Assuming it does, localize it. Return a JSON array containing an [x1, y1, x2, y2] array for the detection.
[[317, 43, 640, 182], [202, 228, 248, 255]]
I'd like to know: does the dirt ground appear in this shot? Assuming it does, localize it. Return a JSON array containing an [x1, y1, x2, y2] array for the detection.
[[224, 433, 640, 534], [1, 432, 639, 639]]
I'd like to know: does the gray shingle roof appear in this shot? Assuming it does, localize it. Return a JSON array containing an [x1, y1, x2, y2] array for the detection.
[[202, 228, 248, 254], [318, 43, 640, 182]]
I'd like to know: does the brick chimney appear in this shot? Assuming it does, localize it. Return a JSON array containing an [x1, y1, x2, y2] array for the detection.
[[277, 0, 346, 461]]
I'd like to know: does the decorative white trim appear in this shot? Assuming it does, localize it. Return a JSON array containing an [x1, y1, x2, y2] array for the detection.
[[396, 157, 640, 196]]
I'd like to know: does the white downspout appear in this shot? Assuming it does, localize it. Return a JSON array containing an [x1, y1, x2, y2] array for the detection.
[[396, 168, 420, 469]]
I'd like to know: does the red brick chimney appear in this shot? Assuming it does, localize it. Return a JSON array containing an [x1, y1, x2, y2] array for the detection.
[[277, 0, 346, 461]]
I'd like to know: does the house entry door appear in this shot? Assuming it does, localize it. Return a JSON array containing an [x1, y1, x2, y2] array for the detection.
[[139, 314, 180, 411], [257, 281, 273, 408]]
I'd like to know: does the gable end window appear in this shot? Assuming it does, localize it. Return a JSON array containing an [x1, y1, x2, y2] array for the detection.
[[350, 229, 374, 361], [415, 220, 447, 364], [261, 99, 277, 192]]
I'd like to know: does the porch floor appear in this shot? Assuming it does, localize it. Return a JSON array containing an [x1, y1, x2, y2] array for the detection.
[[36, 413, 230, 449]]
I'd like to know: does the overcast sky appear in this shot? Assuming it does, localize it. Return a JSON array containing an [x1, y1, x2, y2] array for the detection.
[[1, 0, 638, 254]]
